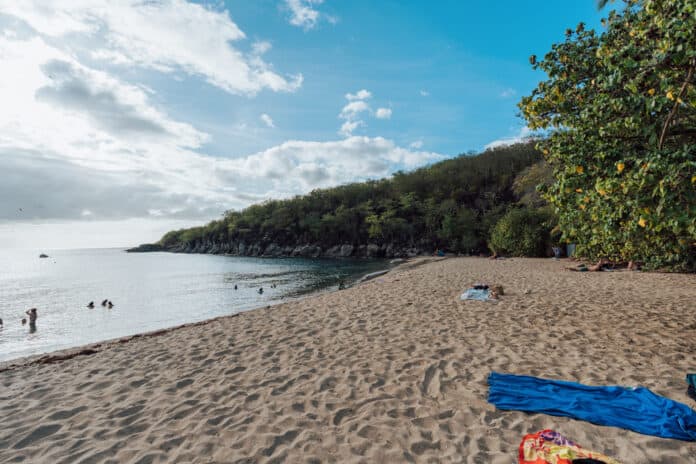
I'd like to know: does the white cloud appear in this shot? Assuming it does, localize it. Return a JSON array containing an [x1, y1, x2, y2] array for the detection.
[[2, 0, 302, 96], [337, 90, 393, 135], [375, 107, 392, 119], [485, 126, 535, 150], [420, 89, 430, 96], [339, 120, 363, 137], [410, 140, 423, 149], [346, 89, 371, 101], [218, 136, 444, 193], [339, 100, 370, 120], [260, 113, 275, 128], [284, 0, 327, 30], [500, 87, 516, 98], [251, 40, 272, 55], [338, 91, 371, 136]]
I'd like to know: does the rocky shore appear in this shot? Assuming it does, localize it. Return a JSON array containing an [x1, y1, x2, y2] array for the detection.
[[127, 239, 429, 259]]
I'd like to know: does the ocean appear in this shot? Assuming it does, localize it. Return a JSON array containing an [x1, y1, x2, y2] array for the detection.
[[0, 248, 388, 362]]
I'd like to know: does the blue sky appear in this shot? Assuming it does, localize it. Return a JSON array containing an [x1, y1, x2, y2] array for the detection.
[[190, 0, 607, 157], [0, 1, 607, 248]]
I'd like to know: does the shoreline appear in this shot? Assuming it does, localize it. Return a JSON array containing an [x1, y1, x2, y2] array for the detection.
[[2, 256, 693, 463], [0, 256, 435, 373]]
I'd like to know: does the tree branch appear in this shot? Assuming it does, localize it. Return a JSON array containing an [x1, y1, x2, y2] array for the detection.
[[659, 58, 696, 150]]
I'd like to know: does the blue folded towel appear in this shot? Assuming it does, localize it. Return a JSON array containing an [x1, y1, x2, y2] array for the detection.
[[488, 372, 696, 441]]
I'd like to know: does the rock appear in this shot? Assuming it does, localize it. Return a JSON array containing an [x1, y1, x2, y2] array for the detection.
[[339, 244, 354, 257], [325, 245, 342, 257], [359, 269, 389, 282], [366, 244, 381, 257], [263, 243, 283, 257], [125, 244, 163, 253]]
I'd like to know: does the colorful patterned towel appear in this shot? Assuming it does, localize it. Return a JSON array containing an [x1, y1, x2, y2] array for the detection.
[[519, 429, 621, 464]]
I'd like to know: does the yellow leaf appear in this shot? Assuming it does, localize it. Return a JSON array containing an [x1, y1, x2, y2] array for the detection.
[[575, 165, 584, 174], [647, 88, 655, 96], [617, 162, 625, 173], [692, 175, 696, 184], [543, 149, 549, 155], [666, 91, 674, 100], [579, 204, 586, 210], [638, 217, 647, 228], [575, 188, 583, 193], [597, 188, 607, 196], [583, 196, 590, 203], [643, 207, 650, 214]]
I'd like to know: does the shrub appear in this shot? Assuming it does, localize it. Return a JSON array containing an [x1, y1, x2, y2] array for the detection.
[[489, 208, 554, 257]]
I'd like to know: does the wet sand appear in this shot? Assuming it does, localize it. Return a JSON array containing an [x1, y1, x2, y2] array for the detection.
[[1, 257, 694, 463]]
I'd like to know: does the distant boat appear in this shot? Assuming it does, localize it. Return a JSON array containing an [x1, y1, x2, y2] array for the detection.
[[39, 253, 49, 258]]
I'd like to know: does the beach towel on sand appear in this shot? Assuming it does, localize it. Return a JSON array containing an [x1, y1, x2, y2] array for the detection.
[[460, 288, 491, 301], [488, 372, 696, 441], [519, 429, 621, 464]]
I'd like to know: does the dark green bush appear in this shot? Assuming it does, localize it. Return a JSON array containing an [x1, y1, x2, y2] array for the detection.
[[489, 208, 554, 257]]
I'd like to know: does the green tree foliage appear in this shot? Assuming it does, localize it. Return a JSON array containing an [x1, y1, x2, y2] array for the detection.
[[158, 142, 542, 255], [520, 0, 696, 270], [489, 208, 555, 257], [512, 161, 554, 208]]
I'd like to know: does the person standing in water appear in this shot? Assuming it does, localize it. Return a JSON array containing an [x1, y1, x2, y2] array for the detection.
[[25, 308, 37, 332]]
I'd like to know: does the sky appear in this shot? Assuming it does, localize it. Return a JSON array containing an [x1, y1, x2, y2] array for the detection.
[[0, 1, 607, 249]]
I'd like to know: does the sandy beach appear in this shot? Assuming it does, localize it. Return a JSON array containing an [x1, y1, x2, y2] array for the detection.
[[1, 257, 694, 463]]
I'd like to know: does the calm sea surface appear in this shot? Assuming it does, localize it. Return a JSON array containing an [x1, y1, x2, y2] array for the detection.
[[0, 248, 388, 362]]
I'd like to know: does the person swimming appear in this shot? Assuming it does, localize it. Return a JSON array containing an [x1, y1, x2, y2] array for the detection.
[[234, 284, 238, 290], [258, 287, 264, 294], [101, 299, 108, 307], [87, 301, 95, 308], [107, 301, 113, 308]]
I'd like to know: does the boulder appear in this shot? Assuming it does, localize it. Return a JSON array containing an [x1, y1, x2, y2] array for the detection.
[[366, 243, 381, 257], [339, 244, 354, 257]]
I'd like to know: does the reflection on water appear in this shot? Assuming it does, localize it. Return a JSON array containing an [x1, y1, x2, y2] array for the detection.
[[0, 248, 388, 362]]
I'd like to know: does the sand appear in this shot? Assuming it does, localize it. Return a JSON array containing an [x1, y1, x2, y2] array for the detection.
[[1, 257, 694, 463]]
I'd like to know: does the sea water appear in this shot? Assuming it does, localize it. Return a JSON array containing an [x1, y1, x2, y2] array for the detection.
[[0, 248, 388, 362]]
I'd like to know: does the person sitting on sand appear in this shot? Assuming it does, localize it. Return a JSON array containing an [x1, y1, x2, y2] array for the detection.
[[87, 301, 95, 308]]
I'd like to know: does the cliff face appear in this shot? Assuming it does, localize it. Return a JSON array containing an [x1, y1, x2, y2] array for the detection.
[[128, 240, 428, 259]]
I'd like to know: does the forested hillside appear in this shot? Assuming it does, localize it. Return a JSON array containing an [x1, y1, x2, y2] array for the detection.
[[132, 142, 548, 258]]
